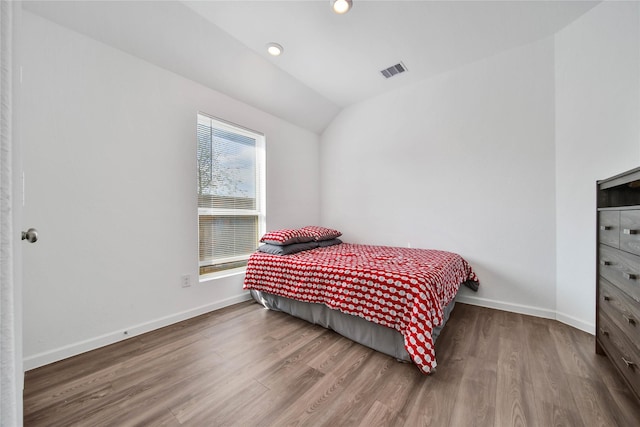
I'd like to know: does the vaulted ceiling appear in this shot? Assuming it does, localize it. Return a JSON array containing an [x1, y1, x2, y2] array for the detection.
[[24, 1, 599, 133]]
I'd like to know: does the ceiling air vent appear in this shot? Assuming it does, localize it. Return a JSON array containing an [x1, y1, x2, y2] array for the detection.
[[380, 62, 407, 79]]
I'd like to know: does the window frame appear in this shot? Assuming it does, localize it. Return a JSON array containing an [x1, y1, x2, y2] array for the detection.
[[197, 113, 266, 278]]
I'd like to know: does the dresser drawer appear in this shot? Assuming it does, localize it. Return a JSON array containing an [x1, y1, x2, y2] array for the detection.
[[621, 210, 640, 255], [599, 210, 620, 248], [598, 312, 640, 397], [599, 277, 640, 346], [599, 245, 640, 302]]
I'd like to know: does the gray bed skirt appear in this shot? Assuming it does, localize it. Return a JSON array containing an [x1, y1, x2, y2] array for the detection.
[[249, 289, 457, 363]]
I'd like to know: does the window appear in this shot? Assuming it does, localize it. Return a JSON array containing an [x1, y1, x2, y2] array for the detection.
[[197, 114, 265, 276]]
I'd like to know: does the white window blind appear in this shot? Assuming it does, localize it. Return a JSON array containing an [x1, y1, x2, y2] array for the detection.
[[197, 114, 265, 275]]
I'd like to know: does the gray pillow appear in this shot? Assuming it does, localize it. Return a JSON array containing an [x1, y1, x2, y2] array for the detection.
[[258, 241, 319, 255], [317, 238, 342, 248]]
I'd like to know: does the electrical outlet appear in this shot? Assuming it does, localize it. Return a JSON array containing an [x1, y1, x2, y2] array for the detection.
[[181, 274, 191, 288]]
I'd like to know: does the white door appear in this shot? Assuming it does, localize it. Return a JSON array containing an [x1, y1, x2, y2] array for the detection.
[[2, 1, 25, 423]]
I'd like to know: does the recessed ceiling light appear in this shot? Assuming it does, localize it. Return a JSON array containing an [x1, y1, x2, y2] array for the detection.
[[332, 0, 352, 14], [266, 42, 283, 56]]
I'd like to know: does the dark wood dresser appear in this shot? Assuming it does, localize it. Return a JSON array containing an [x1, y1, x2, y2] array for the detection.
[[597, 167, 640, 401]]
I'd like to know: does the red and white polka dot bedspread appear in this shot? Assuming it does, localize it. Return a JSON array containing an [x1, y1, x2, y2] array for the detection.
[[243, 243, 478, 374]]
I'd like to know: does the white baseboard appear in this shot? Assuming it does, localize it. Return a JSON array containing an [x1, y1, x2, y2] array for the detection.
[[555, 311, 595, 335], [25, 292, 596, 371], [456, 295, 595, 335], [23, 293, 253, 371]]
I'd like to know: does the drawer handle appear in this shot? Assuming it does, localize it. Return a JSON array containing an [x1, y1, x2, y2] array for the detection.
[[600, 260, 613, 266], [603, 295, 612, 302], [623, 272, 638, 280], [600, 225, 613, 231], [623, 314, 636, 325], [623, 228, 639, 235], [600, 329, 610, 337], [622, 357, 636, 369]]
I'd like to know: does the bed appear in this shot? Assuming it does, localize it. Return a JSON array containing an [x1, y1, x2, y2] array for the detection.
[[243, 229, 478, 374]]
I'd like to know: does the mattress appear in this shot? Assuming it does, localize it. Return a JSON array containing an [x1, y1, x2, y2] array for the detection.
[[244, 243, 478, 373]]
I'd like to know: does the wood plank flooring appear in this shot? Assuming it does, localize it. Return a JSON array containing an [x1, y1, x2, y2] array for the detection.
[[23, 302, 640, 426]]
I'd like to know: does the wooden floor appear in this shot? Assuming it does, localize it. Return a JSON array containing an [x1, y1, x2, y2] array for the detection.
[[24, 302, 640, 426]]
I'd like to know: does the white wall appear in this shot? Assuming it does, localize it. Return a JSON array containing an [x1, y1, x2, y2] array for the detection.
[[321, 1, 640, 334], [20, 11, 320, 369], [555, 1, 640, 331], [321, 38, 558, 318]]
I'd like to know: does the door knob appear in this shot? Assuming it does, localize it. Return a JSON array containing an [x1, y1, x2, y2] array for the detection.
[[21, 228, 38, 243]]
